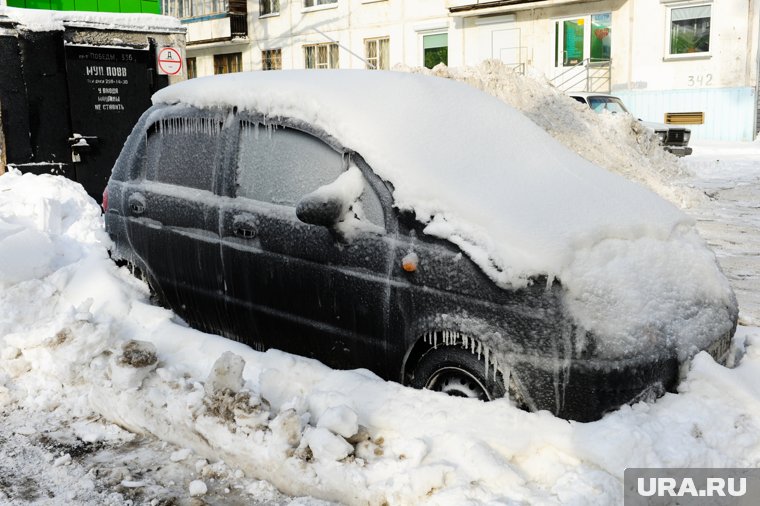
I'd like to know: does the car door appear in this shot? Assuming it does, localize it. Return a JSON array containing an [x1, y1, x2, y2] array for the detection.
[[122, 108, 228, 334], [219, 119, 396, 373]]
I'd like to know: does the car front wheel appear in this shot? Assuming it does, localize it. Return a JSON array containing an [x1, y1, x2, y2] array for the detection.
[[410, 346, 507, 401]]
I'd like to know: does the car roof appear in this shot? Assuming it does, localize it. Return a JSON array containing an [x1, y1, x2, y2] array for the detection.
[[568, 92, 619, 99], [152, 70, 688, 287]]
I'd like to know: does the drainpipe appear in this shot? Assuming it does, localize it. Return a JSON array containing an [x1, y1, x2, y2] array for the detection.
[[751, 0, 759, 136], [627, 0, 634, 92]]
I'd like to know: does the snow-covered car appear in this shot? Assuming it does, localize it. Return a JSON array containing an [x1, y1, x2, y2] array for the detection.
[[104, 71, 737, 421], [569, 92, 693, 157]]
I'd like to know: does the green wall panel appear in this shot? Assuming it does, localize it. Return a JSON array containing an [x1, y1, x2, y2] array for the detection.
[[120, 0, 141, 12], [97, 0, 121, 12], [49, 0, 77, 9], [140, 0, 160, 13], [73, 0, 98, 10], [8, 0, 159, 12]]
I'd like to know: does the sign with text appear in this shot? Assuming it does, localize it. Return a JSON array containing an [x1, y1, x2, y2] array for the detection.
[[64, 44, 152, 201], [156, 46, 183, 76]]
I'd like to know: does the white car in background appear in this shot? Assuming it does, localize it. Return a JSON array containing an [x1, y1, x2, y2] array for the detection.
[[570, 92, 693, 157]]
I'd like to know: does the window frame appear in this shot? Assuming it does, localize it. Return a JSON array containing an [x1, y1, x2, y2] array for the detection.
[[553, 12, 612, 67], [304, 42, 340, 69], [262, 48, 282, 70], [214, 52, 243, 74], [665, 2, 712, 59], [364, 36, 390, 70], [259, 0, 279, 16], [421, 31, 449, 69], [186, 57, 197, 79], [161, 0, 230, 20], [303, 0, 337, 9]]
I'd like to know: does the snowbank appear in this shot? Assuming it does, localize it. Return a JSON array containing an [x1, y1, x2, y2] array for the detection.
[[404, 61, 702, 208], [153, 69, 735, 359], [0, 170, 758, 505]]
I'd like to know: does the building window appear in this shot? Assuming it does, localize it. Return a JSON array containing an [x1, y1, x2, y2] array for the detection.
[[669, 5, 710, 55], [187, 57, 197, 78], [161, 0, 230, 19], [304, 43, 339, 69], [365, 37, 389, 70], [260, 0, 278, 15], [262, 49, 282, 70], [555, 13, 611, 66], [214, 53, 242, 74], [423, 33, 448, 69], [304, 0, 337, 7]]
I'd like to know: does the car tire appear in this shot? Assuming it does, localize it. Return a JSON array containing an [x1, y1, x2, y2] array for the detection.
[[410, 345, 507, 401]]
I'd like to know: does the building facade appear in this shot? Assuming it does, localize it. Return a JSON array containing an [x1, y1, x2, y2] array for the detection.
[[173, 0, 760, 140]]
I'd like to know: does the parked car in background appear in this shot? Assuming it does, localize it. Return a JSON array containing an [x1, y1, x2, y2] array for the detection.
[[104, 71, 735, 421], [569, 92, 693, 157]]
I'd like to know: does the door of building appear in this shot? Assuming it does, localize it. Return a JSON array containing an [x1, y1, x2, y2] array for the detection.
[[492, 28, 521, 65], [64, 44, 153, 202]]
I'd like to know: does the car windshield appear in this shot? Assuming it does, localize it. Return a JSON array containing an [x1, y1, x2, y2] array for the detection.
[[588, 96, 629, 114]]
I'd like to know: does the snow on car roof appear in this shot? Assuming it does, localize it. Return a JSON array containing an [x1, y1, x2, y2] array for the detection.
[[153, 70, 684, 285], [153, 70, 736, 359]]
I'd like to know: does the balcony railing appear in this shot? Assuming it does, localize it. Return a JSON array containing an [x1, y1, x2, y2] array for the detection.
[[230, 12, 247, 37]]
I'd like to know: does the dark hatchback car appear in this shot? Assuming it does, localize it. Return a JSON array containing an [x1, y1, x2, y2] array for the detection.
[[105, 71, 737, 422]]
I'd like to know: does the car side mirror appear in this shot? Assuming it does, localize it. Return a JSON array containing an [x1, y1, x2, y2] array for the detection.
[[296, 192, 345, 228]]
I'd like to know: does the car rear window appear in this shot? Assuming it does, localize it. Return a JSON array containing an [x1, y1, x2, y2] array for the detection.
[[145, 117, 222, 192], [236, 123, 345, 206]]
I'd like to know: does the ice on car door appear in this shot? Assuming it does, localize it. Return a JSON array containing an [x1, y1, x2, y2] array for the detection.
[[220, 121, 394, 372], [126, 112, 227, 333]]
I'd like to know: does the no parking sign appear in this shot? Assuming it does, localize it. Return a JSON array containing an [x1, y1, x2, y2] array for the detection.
[[156, 46, 183, 76]]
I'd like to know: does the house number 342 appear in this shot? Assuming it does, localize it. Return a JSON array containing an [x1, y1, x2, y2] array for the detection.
[[688, 74, 713, 87]]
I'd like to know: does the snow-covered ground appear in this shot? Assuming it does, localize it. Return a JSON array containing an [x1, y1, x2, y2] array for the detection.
[[686, 142, 760, 327], [1, 144, 759, 505], [1, 62, 760, 502]]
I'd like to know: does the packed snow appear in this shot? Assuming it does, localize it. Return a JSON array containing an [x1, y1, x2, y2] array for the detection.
[[1, 64, 758, 505], [0, 164, 758, 504], [153, 69, 736, 360]]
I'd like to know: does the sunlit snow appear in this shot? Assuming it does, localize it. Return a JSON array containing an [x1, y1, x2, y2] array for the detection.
[[0, 66, 758, 505]]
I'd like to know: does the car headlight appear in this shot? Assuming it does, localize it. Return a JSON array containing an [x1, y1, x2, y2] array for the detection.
[[656, 131, 667, 143], [683, 131, 691, 143]]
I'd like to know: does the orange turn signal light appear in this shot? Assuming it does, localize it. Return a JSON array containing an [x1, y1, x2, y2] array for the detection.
[[402, 252, 418, 272]]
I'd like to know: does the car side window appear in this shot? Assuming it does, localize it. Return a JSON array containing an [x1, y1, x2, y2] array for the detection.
[[236, 123, 344, 206], [236, 122, 385, 229], [144, 116, 222, 192], [353, 170, 384, 228]]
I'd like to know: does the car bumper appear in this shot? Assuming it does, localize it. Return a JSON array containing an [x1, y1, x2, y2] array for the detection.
[[514, 330, 734, 422], [664, 145, 693, 157], [514, 356, 679, 422]]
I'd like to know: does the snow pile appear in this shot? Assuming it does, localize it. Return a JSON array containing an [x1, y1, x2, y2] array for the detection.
[[0, 170, 758, 504], [402, 60, 701, 208], [0, 6, 183, 32], [153, 70, 736, 359]]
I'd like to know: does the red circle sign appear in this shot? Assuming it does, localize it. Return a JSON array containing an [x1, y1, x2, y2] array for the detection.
[[158, 47, 183, 76]]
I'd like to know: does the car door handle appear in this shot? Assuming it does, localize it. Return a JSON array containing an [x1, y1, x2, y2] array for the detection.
[[128, 193, 146, 215], [234, 225, 257, 239]]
